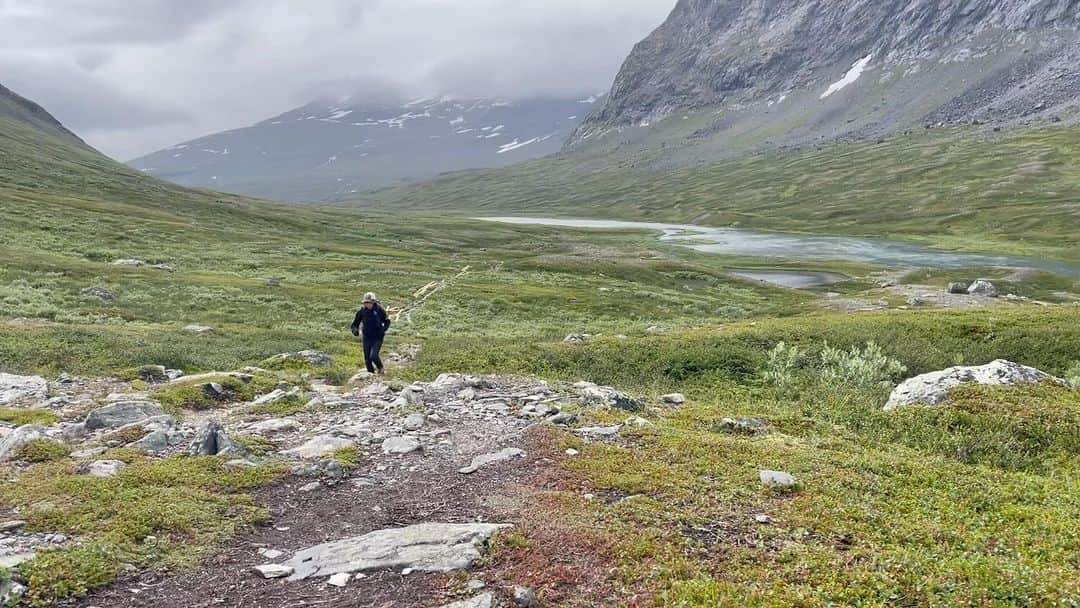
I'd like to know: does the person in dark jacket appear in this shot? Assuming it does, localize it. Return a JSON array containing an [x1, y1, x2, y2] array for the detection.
[[351, 292, 391, 375]]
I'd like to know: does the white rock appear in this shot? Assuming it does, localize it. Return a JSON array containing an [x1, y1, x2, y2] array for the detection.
[[565, 448, 579, 457], [253, 387, 301, 406], [458, 448, 526, 474], [382, 436, 422, 455], [967, 279, 999, 297], [759, 470, 798, 489], [0, 373, 48, 406], [0, 425, 48, 461], [182, 325, 214, 335], [327, 572, 351, 587], [281, 435, 354, 460], [245, 418, 301, 435], [439, 593, 494, 608], [661, 393, 686, 405], [86, 460, 126, 478], [283, 522, 510, 580], [402, 413, 426, 431], [885, 360, 1065, 410], [258, 548, 285, 560], [254, 564, 294, 579]]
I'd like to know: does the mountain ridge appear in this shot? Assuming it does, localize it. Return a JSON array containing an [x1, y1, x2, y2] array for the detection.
[[0, 82, 95, 151], [570, 0, 1080, 152]]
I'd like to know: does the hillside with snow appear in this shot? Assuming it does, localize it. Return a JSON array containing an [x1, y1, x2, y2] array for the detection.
[[130, 96, 596, 201]]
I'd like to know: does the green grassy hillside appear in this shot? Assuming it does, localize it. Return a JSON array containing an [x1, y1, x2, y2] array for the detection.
[[356, 126, 1080, 262], [2, 111, 1079, 606]]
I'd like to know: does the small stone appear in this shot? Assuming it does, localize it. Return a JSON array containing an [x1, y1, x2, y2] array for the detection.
[[282, 435, 354, 460], [440, 593, 494, 608], [717, 417, 769, 434], [85, 460, 126, 478], [299, 481, 322, 493], [349, 371, 373, 384], [753, 514, 773, 524], [402, 413, 426, 431], [458, 448, 526, 474], [327, 572, 351, 587], [466, 579, 486, 591], [661, 393, 686, 405], [565, 448, 579, 457], [548, 412, 577, 426], [563, 333, 591, 344], [625, 416, 652, 427], [136, 365, 169, 383], [258, 548, 285, 560], [254, 564, 294, 579], [70, 447, 107, 459], [513, 586, 538, 608], [81, 286, 116, 302], [759, 470, 798, 489], [182, 325, 214, 335], [382, 436, 422, 455]]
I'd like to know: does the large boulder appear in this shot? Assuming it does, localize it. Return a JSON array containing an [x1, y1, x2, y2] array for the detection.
[[885, 360, 1065, 410], [84, 401, 165, 430], [0, 425, 48, 461], [283, 522, 511, 580], [967, 280, 999, 297], [0, 373, 47, 406]]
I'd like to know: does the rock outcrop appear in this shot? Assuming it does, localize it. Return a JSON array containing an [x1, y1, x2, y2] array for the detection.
[[885, 359, 1066, 409], [283, 523, 511, 580], [0, 373, 47, 406]]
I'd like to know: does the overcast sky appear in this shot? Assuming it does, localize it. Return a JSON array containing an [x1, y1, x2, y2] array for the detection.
[[0, 0, 674, 160]]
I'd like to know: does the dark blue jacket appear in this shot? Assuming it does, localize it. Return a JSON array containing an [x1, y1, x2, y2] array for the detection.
[[351, 304, 391, 340]]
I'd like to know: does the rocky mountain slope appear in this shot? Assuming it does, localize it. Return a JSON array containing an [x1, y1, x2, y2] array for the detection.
[[570, 0, 1080, 155], [130, 96, 596, 202], [0, 82, 93, 151]]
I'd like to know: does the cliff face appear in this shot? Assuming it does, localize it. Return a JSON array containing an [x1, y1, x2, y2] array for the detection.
[[571, 0, 1080, 147]]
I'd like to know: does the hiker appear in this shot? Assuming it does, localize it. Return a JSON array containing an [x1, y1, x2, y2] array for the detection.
[[351, 292, 391, 375]]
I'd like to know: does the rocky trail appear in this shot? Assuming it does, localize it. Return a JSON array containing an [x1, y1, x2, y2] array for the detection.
[[0, 361, 654, 608]]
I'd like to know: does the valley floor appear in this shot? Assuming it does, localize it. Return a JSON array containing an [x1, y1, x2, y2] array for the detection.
[[1, 206, 1079, 607]]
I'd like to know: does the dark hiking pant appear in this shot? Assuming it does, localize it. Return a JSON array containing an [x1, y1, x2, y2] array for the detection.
[[363, 336, 384, 373]]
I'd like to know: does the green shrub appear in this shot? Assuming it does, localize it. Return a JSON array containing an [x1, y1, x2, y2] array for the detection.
[[818, 341, 907, 390], [762, 341, 806, 391], [15, 439, 70, 463], [332, 446, 362, 471], [1066, 361, 1080, 390], [0, 408, 59, 426]]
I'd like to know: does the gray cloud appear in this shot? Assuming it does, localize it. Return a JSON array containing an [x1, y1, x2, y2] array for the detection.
[[0, 0, 674, 160]]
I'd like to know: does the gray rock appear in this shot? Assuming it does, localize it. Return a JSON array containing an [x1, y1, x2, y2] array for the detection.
[[548, 412, 578, 426], [299, 481, 322, 493], [576, 425, 622, 438], [0, 578, 26, 605], [563, 333, 592, 344], [576, 383, 644, 412], [70, 447, 107, 459], [81, 286, 115, 302], [349, 371, 374, 384], [967, 279, 999, 297], [717, 417, 769, 434], [258, 548, 285, 560], [885, 359, 1065, 410], [403, 413, 426, 431], [661, 393, 686, 405], [252, 387, 301, 405], [188, 421, 249, 457], [0, 373, 48, 406], [112, 258, 146, 267], [131, 431, 170, 454], [382, 436, 422, 455], [327, 572, 351, 587], [136, 365, 169, 382], [283, 522, 511, 580], [0, 425, 49, 461], [253, 563, 294, 579], [0, 520, 26, 533], [513, 586, 539, 608], [0, 553, 35, 569], [458, 448, 527, 474], [281, 435, 354, 460], [440, 593, 493, 608], [182, 324, 214, 334], [947, 282, 969, 294], [265, 350, 333, 367], [85, 460, 126, 478], [906, 296, 925, 307], [245, 418, 301, 435], [85, 401, 165, 430], [760, 470, 798, 489]]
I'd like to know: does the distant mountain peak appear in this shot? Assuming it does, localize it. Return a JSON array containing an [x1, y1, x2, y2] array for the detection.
[[130, 94, 593, 202]]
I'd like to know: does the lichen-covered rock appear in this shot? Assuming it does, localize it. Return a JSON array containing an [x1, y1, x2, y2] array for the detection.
[[84, 401, 165, 430], [885, 359, 1065, 410]]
